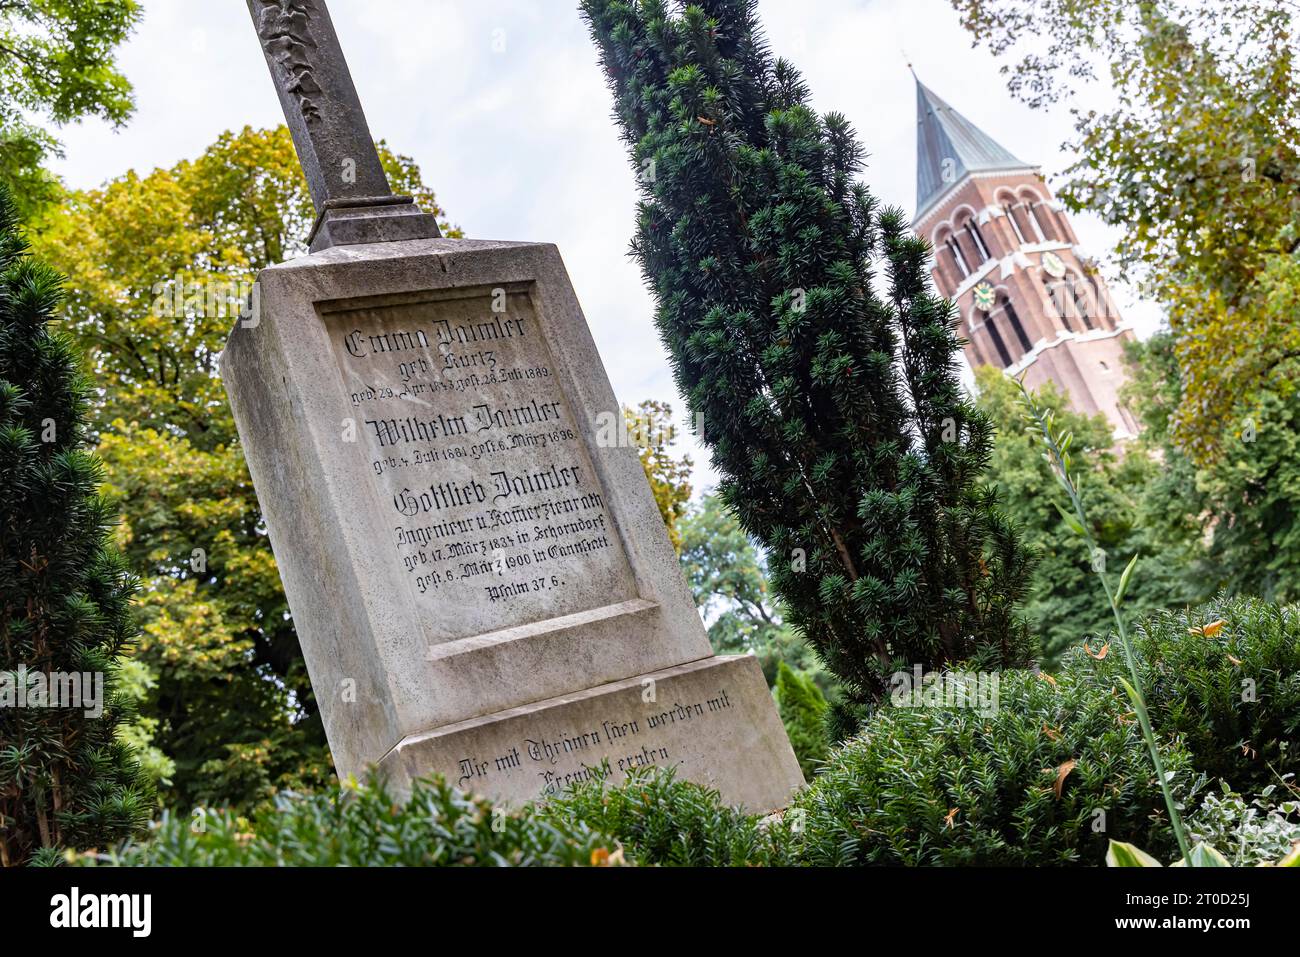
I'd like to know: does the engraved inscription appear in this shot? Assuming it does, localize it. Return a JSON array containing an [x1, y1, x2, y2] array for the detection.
[[453, 686, 737, 798], [327, 289, 639, 644]]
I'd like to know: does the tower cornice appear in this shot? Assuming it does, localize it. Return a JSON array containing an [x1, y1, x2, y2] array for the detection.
[[915, 166, 1042, 229]]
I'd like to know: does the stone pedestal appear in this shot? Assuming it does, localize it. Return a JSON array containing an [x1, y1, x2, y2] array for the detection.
[[222, 237, 804, 812], [382, 655, 795, 809]]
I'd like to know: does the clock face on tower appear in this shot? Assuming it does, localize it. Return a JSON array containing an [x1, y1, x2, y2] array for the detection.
[[1042, 251, 1067, 279], [973, 282, 996, 312]]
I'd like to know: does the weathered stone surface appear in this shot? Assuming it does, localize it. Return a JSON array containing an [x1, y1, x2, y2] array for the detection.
[[307, 200, 441, 253], [247, 0, 389, 212], [381, 655, 802, 812], [222, 237, 805, 810]]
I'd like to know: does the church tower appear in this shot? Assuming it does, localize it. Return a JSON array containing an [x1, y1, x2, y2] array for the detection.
[[913, 77, 1139, 437]]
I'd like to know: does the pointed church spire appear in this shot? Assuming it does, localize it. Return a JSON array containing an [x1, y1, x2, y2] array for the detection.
[[915, 77, 1031, 218]]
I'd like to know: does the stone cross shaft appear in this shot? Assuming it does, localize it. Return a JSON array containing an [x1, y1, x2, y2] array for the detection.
[[247, 0, 440, 251]]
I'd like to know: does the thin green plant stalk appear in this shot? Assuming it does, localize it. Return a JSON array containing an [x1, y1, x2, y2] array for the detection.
[[1017, 381, 1191, 861]]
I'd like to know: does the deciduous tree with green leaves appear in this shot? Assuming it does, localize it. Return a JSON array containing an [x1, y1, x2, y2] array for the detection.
[[0, 0, 141, 220], [623, 399, 692, 553], [584, 0, 1034, 728], [0, 184, 154, 866], [1124, 333, 1300, 605], [952, 0, 1300, 461], [677, 492, 828, 690], [975, 366, 1198, 664]]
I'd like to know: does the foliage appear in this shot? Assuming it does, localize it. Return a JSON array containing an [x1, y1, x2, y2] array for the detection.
[[29, 126, 459, 811], [75, 588, 1300, 868], [583, 0, 1034, 721], [0, 184, 154, 866], [678, 493, 830, 691], [975, 367, 1196, 663], [1125, 333, 1300, 605], [1105, 840, 1236, 868], [952, 0, 1300, 460], [78, 775, 625, 867], [111, 657, 174, 788], [774, 662, 829, 779], [1185, 783, 1300, 868], [1106, 837, 1299, 867], [542, 765, 789, 866], [623, 399, 692, 553], [0, 0, 140, 220], [679, 492, 780, 651], [1080, 595, 1300, 793], [786, 666, 1195, 866], [92, 768, 784, 868], [1019, 378, 1191, 859]]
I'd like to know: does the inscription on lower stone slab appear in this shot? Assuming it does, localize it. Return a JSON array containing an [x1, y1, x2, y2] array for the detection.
[[324, 288, 639, 646], [378, 655, 800, 811], [457, 687, 736, 798]]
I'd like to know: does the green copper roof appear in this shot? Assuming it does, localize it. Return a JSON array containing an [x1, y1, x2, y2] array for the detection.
[[915, 78, 1031, 217]]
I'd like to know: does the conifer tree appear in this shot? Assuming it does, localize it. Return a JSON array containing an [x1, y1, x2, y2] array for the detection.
[[774, 662, 829, 779], [583, 0, 1034, 729], [0, 185, 153, 865]]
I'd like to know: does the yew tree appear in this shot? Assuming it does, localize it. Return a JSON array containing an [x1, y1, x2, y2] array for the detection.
[[583, 0, 1034, 727]]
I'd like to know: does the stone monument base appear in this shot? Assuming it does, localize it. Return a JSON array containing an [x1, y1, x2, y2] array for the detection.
[[376, 655, 805, 813]]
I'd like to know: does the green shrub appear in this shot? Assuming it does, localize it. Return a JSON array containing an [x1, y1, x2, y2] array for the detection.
[[783, 667, 1195, 866], [85, 590, 1297, 869], [77, 776, 625, 867], [1121, 595, 1298, 791], [775, 663, 830, 779], [542, 766, 787, 867]]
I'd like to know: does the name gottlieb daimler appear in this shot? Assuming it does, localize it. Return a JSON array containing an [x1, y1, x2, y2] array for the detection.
[[395, 463, 586, 517]]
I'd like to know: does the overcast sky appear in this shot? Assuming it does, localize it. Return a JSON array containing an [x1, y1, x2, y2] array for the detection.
[[49, 0, 1160, 493]]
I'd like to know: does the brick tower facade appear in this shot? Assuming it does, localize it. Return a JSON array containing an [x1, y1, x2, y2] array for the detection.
[[914, 78, 1139, 437]]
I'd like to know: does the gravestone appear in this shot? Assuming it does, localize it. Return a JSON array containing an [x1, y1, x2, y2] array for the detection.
[[223, 0, 804, 810]]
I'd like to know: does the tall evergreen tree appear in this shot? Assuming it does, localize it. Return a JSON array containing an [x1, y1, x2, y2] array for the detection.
[[0, 185, 153, 865], [583, 0, 1034, 728], [774, 661, 829, 779]]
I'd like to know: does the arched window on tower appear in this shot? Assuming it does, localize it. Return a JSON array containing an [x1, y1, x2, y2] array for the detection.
[[945, 236, 971, 278], [1071, 277, 1094, 330], [1002, 202, 1027, 244], [1043, 276, 1074, 332], [965, 219, 992, 263], [984, 315, 1013, 368], [1021, 200, 1046, 242], [1118, 403, 1139, 435], [1028, 202, 1056, 242], [1000, 297, 1033, 353]]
